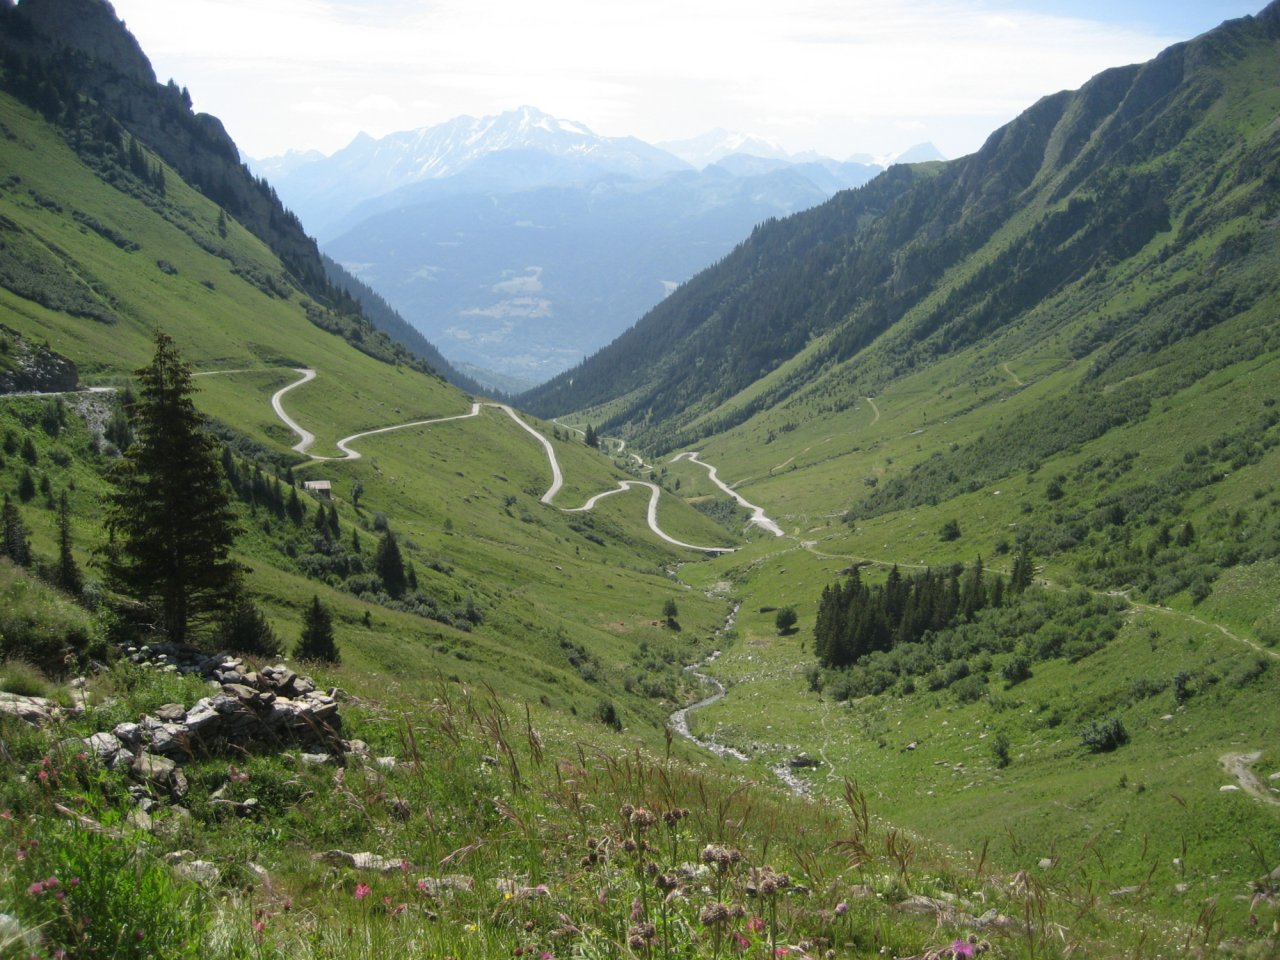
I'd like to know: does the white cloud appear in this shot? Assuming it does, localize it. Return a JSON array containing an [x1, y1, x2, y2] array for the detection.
[[109, 0, 1248, 160]]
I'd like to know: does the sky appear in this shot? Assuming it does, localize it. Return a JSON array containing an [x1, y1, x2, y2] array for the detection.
[[105, 0, 1266, 163]]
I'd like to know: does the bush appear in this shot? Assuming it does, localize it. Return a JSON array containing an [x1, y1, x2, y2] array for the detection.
[[1080, 716, 1129, 753], [775, 606, 798, 634], [991, 732, 1011, 768], [951, 673, 987, 704], [594, 698, 622, 731], [1001, 655, 1032, 686]]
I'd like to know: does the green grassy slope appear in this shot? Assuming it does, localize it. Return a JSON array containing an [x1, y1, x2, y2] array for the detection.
[[514, 2, 1280, 933]]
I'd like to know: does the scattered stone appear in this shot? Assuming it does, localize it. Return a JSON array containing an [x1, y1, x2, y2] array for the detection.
[[156, 703, 186, 723], [0, 912, 36, 951], [895, 895, 952, 914], [210, 797, 258, 817], [319, 850, 407, 872], [974, 908, 1016, 929], [1220, 784, 1241, 793], [1038, 858, 1054, 870], [1174, 883, 1190, 894], [299, 752, 333, 765], [0, 692, 61, 725], [1109, 886, 1141, 898], [84, 731, 123, 762], [495, 878, 550, 899], [415, 875, 475, 897], [376, 756, 398, 770]]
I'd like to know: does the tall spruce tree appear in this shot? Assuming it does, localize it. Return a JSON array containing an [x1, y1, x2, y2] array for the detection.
[[56, 491, 82, 595], [104, 332, 241, 644]]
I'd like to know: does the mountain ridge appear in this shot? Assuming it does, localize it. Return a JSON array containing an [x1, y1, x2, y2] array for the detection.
[[520, 2, 1280, 451]]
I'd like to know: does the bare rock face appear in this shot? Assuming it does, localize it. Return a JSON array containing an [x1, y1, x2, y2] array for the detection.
[[0, 325, 79, 394], [14, 0, 156, 85]]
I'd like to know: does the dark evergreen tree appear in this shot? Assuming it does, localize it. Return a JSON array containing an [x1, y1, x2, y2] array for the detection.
[[313, 502, 328, 537], [104, 332, 241, 644], [1010, 546, 1035, 593], [662, 597, 679, 627], [584, 423, 598, 448], [217, 597, 281, 657], [17, 467, 36, 502], [375, 529, 406, 598], [326, 503, 340, 538], [20, 434, 38, 465], [295, 594, 339, 663], [286, 485, 304, 525], [56, 491, 82, 595], [2, 493, 31, 566]]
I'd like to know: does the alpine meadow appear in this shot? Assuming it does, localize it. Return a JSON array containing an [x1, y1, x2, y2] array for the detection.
[[0, 1, 1278, 958]]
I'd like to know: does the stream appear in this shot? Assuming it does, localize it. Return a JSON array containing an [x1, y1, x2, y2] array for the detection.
[[667, 603, 811, 796]]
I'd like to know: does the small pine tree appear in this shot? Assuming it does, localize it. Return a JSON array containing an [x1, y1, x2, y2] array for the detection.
[[2, 494, 31, 566], [1010, 546, 1035, 593], [218, 597, 281, 657], [56, 492, 82, 595], [295, 595, 339, 663], [584, 424, 598, 448], [17, 468, 36, 503], [375, 530, 406, 598]]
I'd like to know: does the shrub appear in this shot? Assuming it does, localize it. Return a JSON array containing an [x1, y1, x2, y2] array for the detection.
[[951, 673, 987, 704], [6, 820, 208, 959], [1080, 716, 1129, 753], [991, 732, 1011, 768], [775, 606, 798, 634], [1001, 655, 1032, 686], [594, 698, 622, 731]]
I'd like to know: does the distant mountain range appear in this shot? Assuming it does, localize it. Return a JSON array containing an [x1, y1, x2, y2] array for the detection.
[[254, 108, 942, 387]]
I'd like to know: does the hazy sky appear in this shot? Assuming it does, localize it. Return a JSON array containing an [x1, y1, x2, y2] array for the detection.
[[107, 0, 1264, 162]]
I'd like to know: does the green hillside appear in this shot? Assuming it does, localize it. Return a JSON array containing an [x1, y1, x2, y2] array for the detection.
[[520, 0, 1280, 942], [0, 1, 1278, 957]]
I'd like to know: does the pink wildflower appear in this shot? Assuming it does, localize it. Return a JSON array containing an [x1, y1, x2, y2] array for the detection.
[[951, 941, 975, 958], [27, 881, 44, 896], [354, 882, 372, 901], [835, 901, 849, 915], [732, 931, 751, 950], [748, 916, 765, 933]]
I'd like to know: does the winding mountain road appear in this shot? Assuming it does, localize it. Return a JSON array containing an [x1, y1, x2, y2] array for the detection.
[[270, 368, 730, 553], [671, 452, 785, 537]]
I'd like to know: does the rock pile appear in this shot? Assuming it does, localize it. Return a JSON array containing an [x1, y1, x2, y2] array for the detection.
[[0, 644, 350, 811], [75, 654, 345, 797]]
